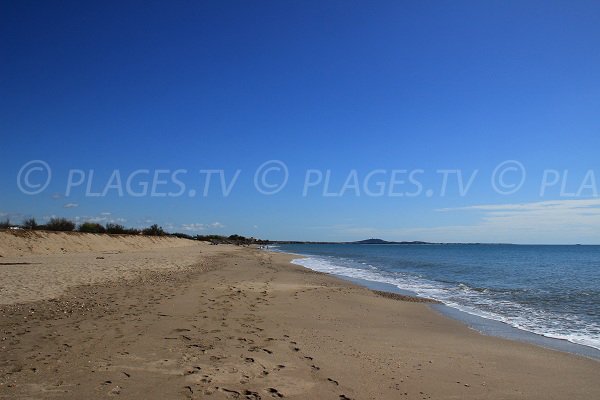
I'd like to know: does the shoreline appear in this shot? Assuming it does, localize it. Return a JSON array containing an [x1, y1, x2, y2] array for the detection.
[[279, 250, 600, 361], [334, 272, 600, 361], [1, 244, 599, 398]]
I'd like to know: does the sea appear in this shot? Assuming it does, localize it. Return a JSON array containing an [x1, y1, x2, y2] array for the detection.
[[269, 243, 600, 359]]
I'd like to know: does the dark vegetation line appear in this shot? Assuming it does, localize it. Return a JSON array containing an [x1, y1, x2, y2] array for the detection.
[[0, 217, 266, 246]]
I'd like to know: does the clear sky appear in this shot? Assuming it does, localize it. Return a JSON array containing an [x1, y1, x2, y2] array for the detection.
[[2, 1, 600, 244]]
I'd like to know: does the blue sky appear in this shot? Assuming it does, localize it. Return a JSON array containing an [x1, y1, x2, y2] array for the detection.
[[1, 1, 600, 243]]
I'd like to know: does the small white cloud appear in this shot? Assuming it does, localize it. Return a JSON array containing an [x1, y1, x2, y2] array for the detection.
[[436, 198, 600, 213], [76, 216, 103, 223], [181, 222, 225, 231], [253, 225, 259, 229], [72, 213, 125, 224], [51, 193, 62, 199], [181, 223, 206, 232], [428, 198, 600, 243], [63, 203, 79, 208], [100, 212, 112, 216]]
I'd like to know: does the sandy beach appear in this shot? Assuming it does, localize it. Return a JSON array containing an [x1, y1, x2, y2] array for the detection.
[[0, 232, 598, 399]]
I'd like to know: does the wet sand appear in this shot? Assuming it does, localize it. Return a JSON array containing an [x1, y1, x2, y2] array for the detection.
[[0, 239, 598, 399]]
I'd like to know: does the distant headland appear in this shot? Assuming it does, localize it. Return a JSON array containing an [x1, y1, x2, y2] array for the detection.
[[269, 238, 503, 245]]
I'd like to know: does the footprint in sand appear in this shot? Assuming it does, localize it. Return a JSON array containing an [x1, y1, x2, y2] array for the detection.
[[184, 366, 202, 375], [267, 387, 284, 398], [183, 385, 194, 398], [218, 387, 242, 398], [243, 389, 261, 399]]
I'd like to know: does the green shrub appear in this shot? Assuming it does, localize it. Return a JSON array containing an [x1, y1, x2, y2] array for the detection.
[[22, 218, 38, 230], [170, 232, 194, 240], [105, 223, 126, 234], [142, 224, 165, 236], [105, 223, 141, 235], [78, 222, 106, 234], [45, 217, 76, 231], [195, 234, 226, 242], [228, 234, 247, 241], [0, 218, 10, 229]]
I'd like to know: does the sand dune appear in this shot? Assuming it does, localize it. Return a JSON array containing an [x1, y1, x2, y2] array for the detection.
[[0, 230, 193, 257], [0, 231, 212, 305]]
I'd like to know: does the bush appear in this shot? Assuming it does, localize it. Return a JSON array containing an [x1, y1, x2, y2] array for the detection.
[[0, 218, 10, 229], [228, 234, 247, 241], [104, 223, 140, 235], [142, 224, 165, 236], [45, 217, 76, 231], [78, 222, 106, 234], [170, 232, 194, 240], [195, 234, 226, 242], [22, 218, 38, 230], [105, 223, 126, 234]]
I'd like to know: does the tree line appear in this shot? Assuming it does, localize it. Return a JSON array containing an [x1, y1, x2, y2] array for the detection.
[[0, 217, 266, 244]]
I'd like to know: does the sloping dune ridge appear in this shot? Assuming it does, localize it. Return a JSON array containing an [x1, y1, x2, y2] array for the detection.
[[0, 230, 208, 305], [0, 230, 193, 257]]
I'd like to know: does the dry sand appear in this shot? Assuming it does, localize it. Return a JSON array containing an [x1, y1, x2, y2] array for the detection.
[[0, 231, 209, 304], [0, 230, 193, 257], [0, 232, 598, 399]]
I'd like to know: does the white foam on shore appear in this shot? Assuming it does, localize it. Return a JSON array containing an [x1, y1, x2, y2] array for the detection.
[[291, 255, 600, 351]]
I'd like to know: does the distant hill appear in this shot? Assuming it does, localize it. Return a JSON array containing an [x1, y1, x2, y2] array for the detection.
[[351, 238, 432, 245], [269, 239, 504, 245], [270, 238, 435, 245]]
